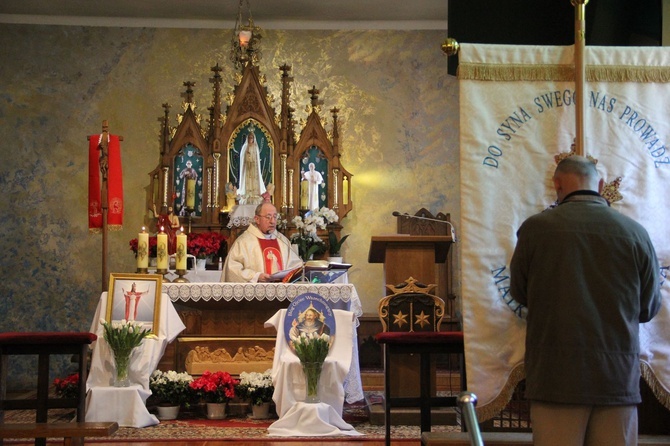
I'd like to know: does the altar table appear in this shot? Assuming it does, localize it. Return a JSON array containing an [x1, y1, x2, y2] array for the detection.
[[162, 282, 365, 404]]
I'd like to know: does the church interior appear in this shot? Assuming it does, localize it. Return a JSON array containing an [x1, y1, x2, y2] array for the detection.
[[1, 0, 669, 444]]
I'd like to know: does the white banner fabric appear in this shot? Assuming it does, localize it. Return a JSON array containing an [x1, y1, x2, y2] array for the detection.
[[459, 43, 670, 420]]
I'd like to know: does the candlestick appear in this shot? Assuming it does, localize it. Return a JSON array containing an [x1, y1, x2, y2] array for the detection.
[[136, 227, 149, 273], [157, 227, 168, 271], [176, 228, 187, 271], [186, 178, 196, 209]]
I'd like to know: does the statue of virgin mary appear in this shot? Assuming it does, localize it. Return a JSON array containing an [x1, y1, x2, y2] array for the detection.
[[238, 130, 266, 204]]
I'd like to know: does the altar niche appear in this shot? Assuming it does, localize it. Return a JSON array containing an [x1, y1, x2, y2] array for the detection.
[[228, 119, 273, 206], [146, 61, 352, 249]]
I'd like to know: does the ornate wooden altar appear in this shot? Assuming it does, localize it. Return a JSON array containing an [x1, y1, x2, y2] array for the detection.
[[145, 54, 353, 248]]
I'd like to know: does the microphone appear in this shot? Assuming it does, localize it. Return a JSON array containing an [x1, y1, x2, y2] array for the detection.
[[392, 211, 457, 242]]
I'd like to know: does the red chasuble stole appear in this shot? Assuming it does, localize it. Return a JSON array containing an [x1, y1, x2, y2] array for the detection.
[[88, 134, 123, 232], [257, 239, 284, 274]]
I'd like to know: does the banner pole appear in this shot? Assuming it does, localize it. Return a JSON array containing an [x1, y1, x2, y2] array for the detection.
[[573, 0, 588, 156], [99, 120, 110, 292]]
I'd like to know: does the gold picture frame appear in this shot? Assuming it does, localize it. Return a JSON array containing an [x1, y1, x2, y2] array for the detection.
[[106, 273, 162, 335]]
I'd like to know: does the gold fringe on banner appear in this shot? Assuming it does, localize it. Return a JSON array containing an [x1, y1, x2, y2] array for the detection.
[[458, 63, 574, 82], [459, 62, 670, 84], [475, 363, 526, 422], [640, 361, 670, 411]]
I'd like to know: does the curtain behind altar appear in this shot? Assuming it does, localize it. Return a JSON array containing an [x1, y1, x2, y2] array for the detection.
[[459, 43, 670, 420]]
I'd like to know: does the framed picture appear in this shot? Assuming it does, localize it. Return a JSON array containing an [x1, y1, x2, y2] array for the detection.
[[106, 273, 162, 335]]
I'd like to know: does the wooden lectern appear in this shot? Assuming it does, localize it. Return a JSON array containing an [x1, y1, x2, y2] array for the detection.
[[368, 235, 452, 291], [369, 231, 455, 399]]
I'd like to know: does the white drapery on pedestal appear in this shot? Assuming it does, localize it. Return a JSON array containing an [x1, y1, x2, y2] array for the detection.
[[265, 309, 361, 436], [85, 292, 185, 427]]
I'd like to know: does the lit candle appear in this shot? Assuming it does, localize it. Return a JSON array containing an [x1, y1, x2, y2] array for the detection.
[[186, 178, 196, 209], [176, 227, 187, 271], [137, 227, 149, 270], [342, 176, 349, 206], [157, 227, 168, 270]]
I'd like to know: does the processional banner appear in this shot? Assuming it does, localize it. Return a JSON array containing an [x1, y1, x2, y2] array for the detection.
[[458, 43, 670, 420]]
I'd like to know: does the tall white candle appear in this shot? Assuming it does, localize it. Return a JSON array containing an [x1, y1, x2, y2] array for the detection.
[[137, 227, 149, 270], [157, 227, 168, 270], [186, 178, 196, 209], [176, 228, 187, 271]]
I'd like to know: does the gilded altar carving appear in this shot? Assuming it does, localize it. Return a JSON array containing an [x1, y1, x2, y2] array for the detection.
[[185, 345, 275, 375]]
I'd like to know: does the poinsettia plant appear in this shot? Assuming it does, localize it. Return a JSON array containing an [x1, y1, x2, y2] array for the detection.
[[53, 372, 79, 399], [129, 236, 157, 258], [189, 370, 238, 403], [187, 232, 227, 259]]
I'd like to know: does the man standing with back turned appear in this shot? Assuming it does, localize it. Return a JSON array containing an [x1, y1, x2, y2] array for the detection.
[[510, 155, 661, 446]]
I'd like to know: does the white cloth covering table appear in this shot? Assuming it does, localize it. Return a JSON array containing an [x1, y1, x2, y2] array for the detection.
[[163, 281, 365, 404], [85, 291, 185, 427], [265, 309, 361, 436]]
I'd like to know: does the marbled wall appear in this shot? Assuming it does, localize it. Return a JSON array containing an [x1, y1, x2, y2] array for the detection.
[[0, 24, 459, 389]]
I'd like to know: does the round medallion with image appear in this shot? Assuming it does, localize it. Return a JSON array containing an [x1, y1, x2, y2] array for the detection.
[[284, 293, 336, 352]]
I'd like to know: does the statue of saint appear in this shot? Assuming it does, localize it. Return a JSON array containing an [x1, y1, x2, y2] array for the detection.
[[238, 131, 266, 204]]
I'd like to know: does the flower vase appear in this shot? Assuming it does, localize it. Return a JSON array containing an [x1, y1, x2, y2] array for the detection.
[[301, 362, 323, 403], [251, 402, 271, 419], [206, 402, 227, 419], [112, 350, 132, 387], [157, 404, 180, 420], [196, 258, 207, 271]]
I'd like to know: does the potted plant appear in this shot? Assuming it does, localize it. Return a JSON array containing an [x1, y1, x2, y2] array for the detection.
[[52, 372, 79, 399], [187, 232, 227, 269], [129, 236, 158, 263], [149, 370, 194, 420], [290, 207, 339, 261], [236, 369, 274, 419], [189, 370, 238, 419], [327, 231, 349, 261], [101, 319, 151, 387], [292, 332, 332, 403]]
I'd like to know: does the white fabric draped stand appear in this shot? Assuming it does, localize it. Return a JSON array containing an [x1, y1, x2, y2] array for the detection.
[[265, 309, 361, 436], [164, 282, 365, 404], [85, 292, 185, 427]]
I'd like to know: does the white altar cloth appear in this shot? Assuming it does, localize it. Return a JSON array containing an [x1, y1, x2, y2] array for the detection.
[[268, 402, 361, 437], [85, 292, 185, 427], [265, 309, 354, 418], [226, 204, 256, 228]]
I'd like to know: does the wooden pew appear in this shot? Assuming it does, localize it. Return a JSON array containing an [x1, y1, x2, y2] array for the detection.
[[0, 421, 118, 446]]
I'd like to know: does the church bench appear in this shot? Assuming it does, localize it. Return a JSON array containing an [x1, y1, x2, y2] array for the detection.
[[0, 332, 97, 446], [0, 421, 118, 445]]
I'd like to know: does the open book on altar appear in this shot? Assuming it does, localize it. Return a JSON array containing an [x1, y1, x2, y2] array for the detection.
[[270, 260, 352, 283]]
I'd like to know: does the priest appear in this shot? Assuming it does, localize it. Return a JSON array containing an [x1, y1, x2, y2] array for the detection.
[[221, 202, 302, 282]]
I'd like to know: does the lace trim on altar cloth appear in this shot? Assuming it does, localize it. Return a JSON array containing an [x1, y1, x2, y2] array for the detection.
[[227, 215, 254, 228], [162, 282, 363, 323]]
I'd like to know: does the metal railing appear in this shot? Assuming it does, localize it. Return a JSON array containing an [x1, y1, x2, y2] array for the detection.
[[458, 392, 485, 446]]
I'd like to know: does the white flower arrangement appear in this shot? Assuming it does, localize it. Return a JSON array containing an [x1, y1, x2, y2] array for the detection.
[[149, 369, 194, 406], [292, 332, 332, 364], [236, 369, 274, 406], [290, 207, 339, 261]]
